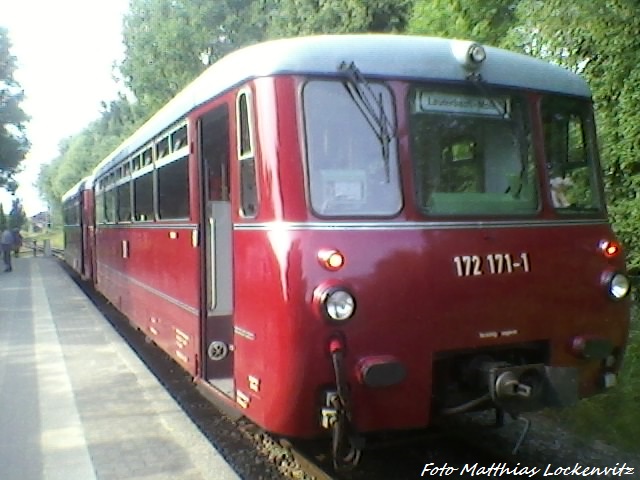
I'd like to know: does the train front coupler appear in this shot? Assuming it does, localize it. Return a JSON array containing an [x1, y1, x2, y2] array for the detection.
[[479, 361, 580, 413], [483, 362, 545, 410], [480, 360, 581, 454]]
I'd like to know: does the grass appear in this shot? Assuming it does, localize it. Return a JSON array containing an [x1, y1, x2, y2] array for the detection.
[[22, 227, 64, 251], [552, 305, 640, 452]]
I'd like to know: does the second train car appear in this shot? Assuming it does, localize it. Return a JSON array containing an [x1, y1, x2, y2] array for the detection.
[[63, 35, 631, 468]]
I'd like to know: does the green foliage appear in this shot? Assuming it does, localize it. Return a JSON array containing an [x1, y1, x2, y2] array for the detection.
[[408, 0, 518, 45], [28, 227, 63, 251], [0, 27, 29, 192], [38, 97, 143, 213], [40, 0, 415, 211], [8, 198, 25, 230], [264, 0, 413, 37], [554, 310, 640, 452], [0, 203, 5, 231], [503, 0, 640, 266], [120, 0, 265, 114]]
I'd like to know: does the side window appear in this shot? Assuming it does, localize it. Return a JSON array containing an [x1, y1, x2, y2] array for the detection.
[[200, 104, 230, 201], [131, 143, 156, 222], [236, 89, 258, 217], [117, 181, 132, 222], [105, 178, 117, 224], [172, 125, 187, 151], [157, 122, 190, 220], [117, 161, 132, 223], [133, 171, 155, 221], [96, 186, 105, 224], [157, 156, 189, 219]]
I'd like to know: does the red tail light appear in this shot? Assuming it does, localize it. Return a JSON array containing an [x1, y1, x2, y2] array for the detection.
[[599, 240, 621, 259]]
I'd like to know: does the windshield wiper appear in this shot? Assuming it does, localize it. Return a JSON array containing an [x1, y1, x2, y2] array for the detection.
[[338, 61, 395, 182], [467, 74, 531, 198]]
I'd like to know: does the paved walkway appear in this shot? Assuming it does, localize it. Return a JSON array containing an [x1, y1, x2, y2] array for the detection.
[[0, 256, 240, 480]]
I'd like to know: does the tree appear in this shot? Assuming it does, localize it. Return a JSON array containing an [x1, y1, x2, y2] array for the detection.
[[37, 93, 145, 214], [505, 0, 640, 268], [408, 0, 519, 45], [264, 0, 413, 37], [120, 0, 264, 115], [0, 203, 6, 231], [8, 197, 25, 230], [0, 27, 29, 193]]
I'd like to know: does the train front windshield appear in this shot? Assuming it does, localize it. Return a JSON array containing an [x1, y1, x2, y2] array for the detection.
[[303, 80, 402, 217], [410, 87, 604, 216], [410, 87, 538, 216], [303, 80, 604, 217]]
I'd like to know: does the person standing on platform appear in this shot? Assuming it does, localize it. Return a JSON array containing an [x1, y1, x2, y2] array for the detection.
[[12, 228, 22, 257], [1, 228, 15, 272]]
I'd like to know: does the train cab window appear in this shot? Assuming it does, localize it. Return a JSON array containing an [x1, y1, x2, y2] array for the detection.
[[440, 137, 483, 193], [410, 88, 537, 216], [303, 80, 402, 217], [542, 97, 603, 213], [236, 89, 258, 217]]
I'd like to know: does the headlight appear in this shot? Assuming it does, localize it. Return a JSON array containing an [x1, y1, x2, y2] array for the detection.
[[452, 41, 487, 70], [324, 289, 356, 321], [608, 272, 630, 300]]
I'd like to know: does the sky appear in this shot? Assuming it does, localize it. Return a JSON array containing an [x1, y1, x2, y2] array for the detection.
[[1, 0, 129, 216]]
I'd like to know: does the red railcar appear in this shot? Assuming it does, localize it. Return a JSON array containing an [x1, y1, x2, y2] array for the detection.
[[63, 35, 630, 467], [62, 177, 95, 280]]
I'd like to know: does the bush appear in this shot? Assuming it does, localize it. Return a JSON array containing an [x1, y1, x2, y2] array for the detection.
[[557, 305, 640, 451]]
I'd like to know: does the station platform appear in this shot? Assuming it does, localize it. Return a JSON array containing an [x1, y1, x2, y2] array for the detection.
[[0, 256, 240, 480]]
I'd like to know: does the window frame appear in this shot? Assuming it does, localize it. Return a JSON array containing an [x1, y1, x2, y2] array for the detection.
[[235, 87, 259, 218]]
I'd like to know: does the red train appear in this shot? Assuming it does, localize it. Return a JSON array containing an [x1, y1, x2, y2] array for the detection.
[[63, 35, 630, 467]]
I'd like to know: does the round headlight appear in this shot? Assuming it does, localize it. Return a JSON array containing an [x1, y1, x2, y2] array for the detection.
[[324, 290, 356, 321], [609, 273, 630, 300]]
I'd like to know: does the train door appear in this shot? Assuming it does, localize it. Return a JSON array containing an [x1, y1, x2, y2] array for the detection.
[[82, 187, 95, 283], [198, 104, 234, 397]]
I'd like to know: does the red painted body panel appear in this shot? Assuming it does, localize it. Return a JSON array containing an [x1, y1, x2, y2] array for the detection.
[[231, 221, 629, 436], [94, 225, 201, 374]]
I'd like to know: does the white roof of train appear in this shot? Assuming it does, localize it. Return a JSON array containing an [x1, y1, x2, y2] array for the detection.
[[61, 177, 88, 202], [91, 34, 591, 179]]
